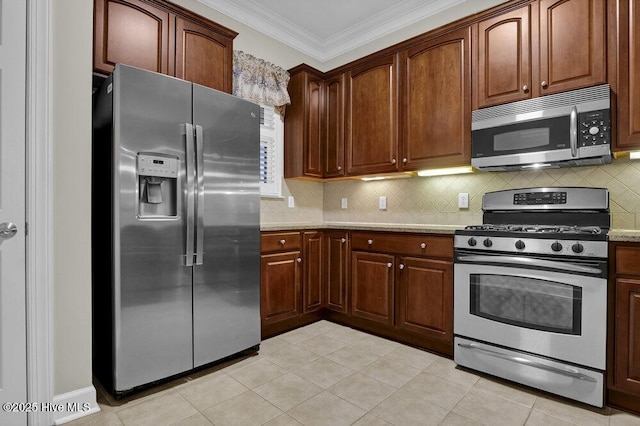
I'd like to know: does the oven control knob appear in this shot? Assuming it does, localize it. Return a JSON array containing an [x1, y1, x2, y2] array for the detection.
[[467, 237, 477, 246], [571, 243, 584, 253], [483, 238, 492, 247], [551, 241, 563, 252], [515, 240, 525, 250]]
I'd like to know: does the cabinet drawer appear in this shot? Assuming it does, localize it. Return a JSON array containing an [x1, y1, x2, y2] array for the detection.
[[351, 232, 453, 259], [616, 246, 640, 276], [261, 232, 302, 253]]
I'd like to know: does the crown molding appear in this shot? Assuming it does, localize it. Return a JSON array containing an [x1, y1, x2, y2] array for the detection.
[[197, 0, 466, 62]]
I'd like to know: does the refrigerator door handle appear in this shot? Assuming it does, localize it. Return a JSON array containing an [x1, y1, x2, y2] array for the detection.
[[194, 125, 205, 265], [184, 123, 195, 266]]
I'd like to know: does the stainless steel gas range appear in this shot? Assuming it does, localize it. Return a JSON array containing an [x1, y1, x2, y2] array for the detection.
[[453, 187, 609, 407]]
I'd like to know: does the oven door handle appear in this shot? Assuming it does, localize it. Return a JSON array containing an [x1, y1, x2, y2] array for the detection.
[[457, 343, 598, 382], [457, 254, 602, 275]]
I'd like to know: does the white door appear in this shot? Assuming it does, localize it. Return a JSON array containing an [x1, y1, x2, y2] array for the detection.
[[0, 0, 27, 425]]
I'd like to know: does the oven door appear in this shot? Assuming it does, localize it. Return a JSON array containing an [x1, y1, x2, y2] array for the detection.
[[454, 251, 606, 369]]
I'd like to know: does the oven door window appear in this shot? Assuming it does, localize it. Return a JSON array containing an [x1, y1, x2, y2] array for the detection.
[[469, 274, 581, 335]]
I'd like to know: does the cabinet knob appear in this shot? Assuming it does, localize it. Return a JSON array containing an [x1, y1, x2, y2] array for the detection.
[[399, 263, 405, 270], [391, 158, 397, 164], [387, 262, 393, 268], [522, 85, 529, 92], [420, 242, 427, 249], [367, 239, 373, 245], [341, 238, 346, 243], [541, 81, 548, 89], [337, 166, 342, 171], [296, 257, 302, 263], [402, 158, 408, 164], [279, 239, 286, 245]]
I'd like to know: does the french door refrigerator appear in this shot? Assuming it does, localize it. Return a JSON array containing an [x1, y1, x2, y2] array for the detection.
[[92, 64, 261, 395]]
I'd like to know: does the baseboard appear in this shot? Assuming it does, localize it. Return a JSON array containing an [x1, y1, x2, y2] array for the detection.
[[52, 385, 100, 425]]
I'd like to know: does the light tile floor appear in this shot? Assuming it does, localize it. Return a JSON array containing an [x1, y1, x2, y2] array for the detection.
[[71, 321, 640, 426]]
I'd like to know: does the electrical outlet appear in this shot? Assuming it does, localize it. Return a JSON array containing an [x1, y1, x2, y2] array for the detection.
[[341, 198, 348, 209], [288, 196, 295, 208], [379, 196, 387, 210], [458, 193, 469, 209]]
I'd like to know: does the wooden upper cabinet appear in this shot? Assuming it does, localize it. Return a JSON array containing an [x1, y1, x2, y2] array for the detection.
[[94, 0, 171, 75], [473, 5, 532, 109], [346, 55, 399, 175], [94, 0, 236, 92], [614, 0, 640, 150], [174, 17, 233, 93], [474, 0, 606, 109], [401, 27, 471, 170], [324, 74, 346, 177], [538, 0, 606, 96], [284, 66, 324, 179]]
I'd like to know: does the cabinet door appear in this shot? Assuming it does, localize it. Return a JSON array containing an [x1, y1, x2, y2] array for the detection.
[[615, 0, 640, 150], [474, 5, 532, 108], [175, 16, 232, 93], [303, 232, 323, 312], [94, 0, 171, 75], [305, 78, 324, 177], [402, 27, 471, 170], [260, 251, 301, 325], [537, 0, 606, 96], [346, 55, 399, 175], [351, 251, 394, 325], [324, 74, 346, 177], [613, 278, 640, 395], [326, 231, 349, 312], [396, 257, 452, 341]]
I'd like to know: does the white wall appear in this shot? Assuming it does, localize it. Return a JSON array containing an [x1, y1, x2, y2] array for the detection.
[[52, 0, 93, 395]]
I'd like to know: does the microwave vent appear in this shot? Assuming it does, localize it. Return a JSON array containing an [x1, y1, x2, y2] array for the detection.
[[472, 84, 610, 124]]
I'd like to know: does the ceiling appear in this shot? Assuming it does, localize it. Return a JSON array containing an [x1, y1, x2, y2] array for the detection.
[[197, 0, 468, 62]]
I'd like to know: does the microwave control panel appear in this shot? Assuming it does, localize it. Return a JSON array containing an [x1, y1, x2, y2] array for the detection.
[[579, 110, 610, 147]]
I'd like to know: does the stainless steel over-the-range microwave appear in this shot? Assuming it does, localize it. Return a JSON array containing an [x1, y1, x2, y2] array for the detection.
[[471, 84, 611, 171]]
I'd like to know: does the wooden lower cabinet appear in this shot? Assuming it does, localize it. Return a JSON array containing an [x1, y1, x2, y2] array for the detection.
[[325, 231, 349, 313], [303, 232, 323, 312], [350, 251, 395, 325], [609, 243, 640, 414], [260, 251, 301, 326], [396, 256, 453, 340]]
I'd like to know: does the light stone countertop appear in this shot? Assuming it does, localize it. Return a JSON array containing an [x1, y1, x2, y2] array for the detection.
[[260, 224, 640, 241], [260, 222, 463, 234]]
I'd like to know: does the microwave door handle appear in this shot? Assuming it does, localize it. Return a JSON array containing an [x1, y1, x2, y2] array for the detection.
[[457, 254, 601, 275], [570, 105, 578, 157]]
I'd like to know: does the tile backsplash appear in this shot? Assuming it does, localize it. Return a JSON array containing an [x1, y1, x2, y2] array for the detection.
[[261, 158, 640, 230]]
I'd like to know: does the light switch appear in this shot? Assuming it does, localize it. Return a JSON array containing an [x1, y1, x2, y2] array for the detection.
[[458, 193, 469, 209], [379, 196, 387, 210], [288, 196, 295, 208], [341, 198, 348, 209]]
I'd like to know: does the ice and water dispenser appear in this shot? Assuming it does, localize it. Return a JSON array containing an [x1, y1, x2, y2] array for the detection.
[[137, 153, 179, 218]]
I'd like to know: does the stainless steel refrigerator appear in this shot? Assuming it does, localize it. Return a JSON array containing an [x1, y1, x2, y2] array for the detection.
[[92, 64, 261, 395]]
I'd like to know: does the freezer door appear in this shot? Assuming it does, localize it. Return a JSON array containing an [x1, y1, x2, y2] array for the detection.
[[112, 64, 194, 391], [192, 84, 261, 367]]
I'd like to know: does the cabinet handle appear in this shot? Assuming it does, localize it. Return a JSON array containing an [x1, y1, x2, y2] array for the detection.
[[522, 85, 529, 92], [337, 165, 342, 171], [341, 238, 346, 243], [541, 81, 548, 89], [391, 158, 397, 164], [367, 239, 373, 245], [399, 263, 405, 270], [296, 258, 302, 263], [420, 242, 427, 249], [387, 262, 393, 268], [279, 239, 286, 245], [402, 158, 408, 164]]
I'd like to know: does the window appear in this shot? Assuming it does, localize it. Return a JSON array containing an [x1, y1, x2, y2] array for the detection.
[[259, 104, 283, 198]]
